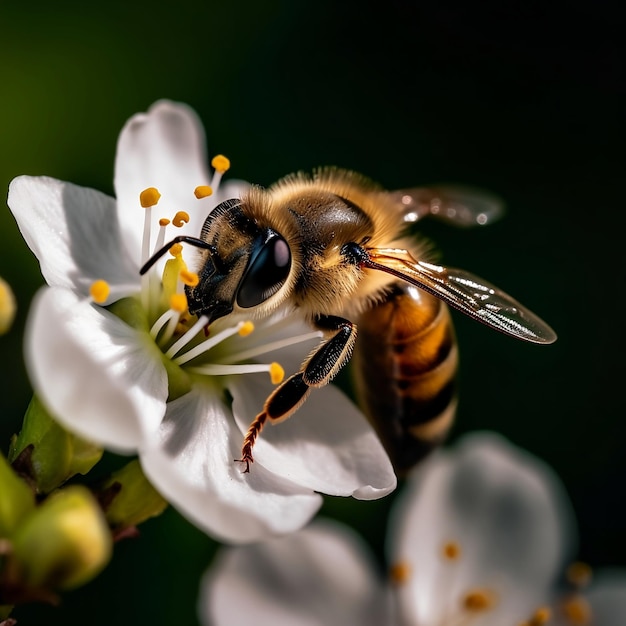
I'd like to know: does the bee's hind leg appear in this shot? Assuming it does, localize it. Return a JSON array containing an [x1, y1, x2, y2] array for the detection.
[[235, 315, 356, 473]]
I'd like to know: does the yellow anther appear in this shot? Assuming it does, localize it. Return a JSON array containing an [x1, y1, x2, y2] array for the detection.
[[89, 280, 110, 304], [389, 561, 412, 586], [238, 321, 255, 337], [211, 154, 231, 173], [0, 277, 16, 335], [194, 185, 213, 199], [140, 187, 161, 208], [566, 561, 592, 588], [442, 540, 461, 561], [179, 269, 199, 287], [159, 218, 171, 227], [173, 211, 190, 227], [528, 606, 551, 625], [170, 293, 188, 313], [463, 589, 495, 613], [269, 363, 285, 385], [561, 595, 591, 625], [169, 243, 183, 257]]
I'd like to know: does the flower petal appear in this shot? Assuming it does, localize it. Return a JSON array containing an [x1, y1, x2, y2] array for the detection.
[[139, 386, 322, 543], [200, 519, 390, 626], [388, 433, 575, 625], [114, 100, 248, 265], [8, 176, 138, 300], [229, 374, 396, 499], [25, 287, 167, 452]]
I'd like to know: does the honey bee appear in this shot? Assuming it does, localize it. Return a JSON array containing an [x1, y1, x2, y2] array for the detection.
[[141, 168, 556, 474]]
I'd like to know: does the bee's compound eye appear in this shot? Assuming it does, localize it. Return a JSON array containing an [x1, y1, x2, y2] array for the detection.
[[237, 233, 291, 308]]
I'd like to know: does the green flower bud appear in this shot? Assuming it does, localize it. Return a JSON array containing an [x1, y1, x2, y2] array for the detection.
[[0, 453, 35, 537], [9, 397, 103, 494], [0, 277, 16, 335], [11, 486, 112, 590], [101, 460, 168, 531]]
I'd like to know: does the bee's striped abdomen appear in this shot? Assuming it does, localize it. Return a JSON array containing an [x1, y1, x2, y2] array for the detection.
[[353, 282, 458, 475]]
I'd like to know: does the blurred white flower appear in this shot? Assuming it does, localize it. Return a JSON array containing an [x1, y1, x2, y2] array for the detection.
[[200, 433, 626, 624], [7, 100, 396, 543]]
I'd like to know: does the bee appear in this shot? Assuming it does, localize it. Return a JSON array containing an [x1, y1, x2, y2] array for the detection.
[[141, 168, 556, 474]]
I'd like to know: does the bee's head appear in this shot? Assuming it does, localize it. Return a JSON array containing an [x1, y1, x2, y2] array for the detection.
[[141, 198, 292, 325]]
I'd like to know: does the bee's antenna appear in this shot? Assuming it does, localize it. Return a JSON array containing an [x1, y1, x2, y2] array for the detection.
[[139, 237, 218, 275]]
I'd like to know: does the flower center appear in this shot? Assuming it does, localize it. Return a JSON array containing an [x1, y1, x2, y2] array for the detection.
[[390, 542, 596, 626], [89, 157, 318, 393]]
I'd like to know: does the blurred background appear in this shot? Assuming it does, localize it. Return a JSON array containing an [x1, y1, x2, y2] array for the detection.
[[1, 1, 624, 623]]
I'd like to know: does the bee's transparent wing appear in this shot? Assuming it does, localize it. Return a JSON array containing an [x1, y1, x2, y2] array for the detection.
[[366, 248, 556, 344], [387, 185, 505, 227]]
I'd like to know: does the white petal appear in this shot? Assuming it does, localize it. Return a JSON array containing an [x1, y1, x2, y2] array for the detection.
[[229, 374, 396, 499], [200, 519, 390, 626], [114, 100, 248, 266], [139, 386, 322, 543], [25, 287, 167, 452], [388, 433, 575, 625], [8, 176, 138, 300]]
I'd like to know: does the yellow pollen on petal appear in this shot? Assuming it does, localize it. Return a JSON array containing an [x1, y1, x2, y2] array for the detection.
[[169, 243, 183, 257], [194, 185, 213, 199], [173, 211, 190, 227], [442, 540, 462, 561], [566, 561, 593, 589], [140, 187, 161, 208], [527, 606, 552, 625], [238, 321, 255, 337], [211, 155, 230, 173], [170, 293, 188, 313], [389, 561, 412, 586], [180, 269, 199, 287], [269, 362, 285, 385], [561, 595, 591, 625], [159, 218, 171, 227], [89, 280, 110, 304], [462, 589, 495, 613]]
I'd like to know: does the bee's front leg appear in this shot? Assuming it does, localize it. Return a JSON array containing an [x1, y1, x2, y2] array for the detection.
[[235, 315, 356, 473]]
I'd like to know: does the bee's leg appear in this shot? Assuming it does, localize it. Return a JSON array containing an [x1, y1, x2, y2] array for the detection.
[[236, 316, 356, 473]]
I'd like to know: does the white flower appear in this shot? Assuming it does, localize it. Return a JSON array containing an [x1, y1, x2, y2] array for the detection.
[[200, 433, 626, 625], [7, 100, 396, 543]]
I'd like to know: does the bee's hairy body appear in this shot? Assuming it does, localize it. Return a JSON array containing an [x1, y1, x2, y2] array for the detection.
[[142, 167, 556, 475]]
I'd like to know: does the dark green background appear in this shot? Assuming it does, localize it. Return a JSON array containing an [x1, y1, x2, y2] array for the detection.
[[1, 2, 624, 624]]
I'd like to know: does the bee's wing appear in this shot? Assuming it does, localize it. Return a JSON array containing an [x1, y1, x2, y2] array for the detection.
[[366, 248, 557, 344], [387, 185, 505, 227]]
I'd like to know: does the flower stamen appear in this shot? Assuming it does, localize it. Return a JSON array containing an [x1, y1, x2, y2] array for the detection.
[[188, 361, 285, 384], [442, 540, 462, 561], [172, 320, 250, 364], [566, 562, 592, 589], [194, 185, 213, 199], [519, 606, 551, 626], [560, 595, 591, 625], [221, 330, 323, 364], [172, 211, 190, 228], [152, 218, 171, 255], [462, 588, 496, 613], [210, 154, 230, 193], [179, 269, 199, 288], [389, 560, 412, 586], [139, 188, 161, 311], [165, 314, 209, 359], [89, 280, 110, 304]]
